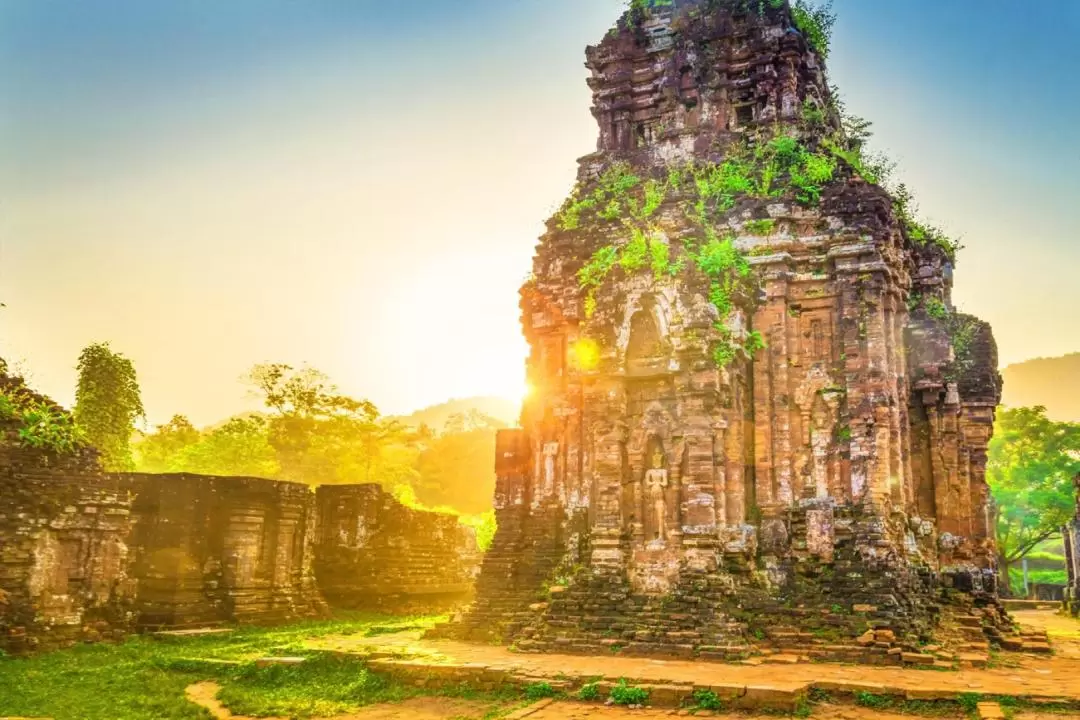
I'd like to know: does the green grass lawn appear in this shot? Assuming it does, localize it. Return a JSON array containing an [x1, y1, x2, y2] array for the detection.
[[0, 613, 512, 720], [1008, 567, 1068, 596]]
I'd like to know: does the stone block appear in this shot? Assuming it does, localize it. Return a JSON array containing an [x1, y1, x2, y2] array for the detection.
[[976, 702, 1006, 720]]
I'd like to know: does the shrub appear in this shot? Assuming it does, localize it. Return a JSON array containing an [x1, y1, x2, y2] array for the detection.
[[577, 682, 601, 701], [854, 691, 889, 709], [610, 680, 649, 706], [524, 682, 557, 701], [0, 393, 15, 421], [16, 402, 86, 454], [692, 689, 726, 710], [924, 296, 948, 320]]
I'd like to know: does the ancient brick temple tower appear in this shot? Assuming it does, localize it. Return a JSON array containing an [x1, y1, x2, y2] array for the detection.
[[454, 0, 1004, 657]]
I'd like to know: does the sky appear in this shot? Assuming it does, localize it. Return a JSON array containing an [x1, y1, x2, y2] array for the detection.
[[1, 0, 1078, 427]]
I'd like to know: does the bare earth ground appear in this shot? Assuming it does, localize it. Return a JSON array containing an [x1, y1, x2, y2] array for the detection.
[[176, 610, 1080, 719]]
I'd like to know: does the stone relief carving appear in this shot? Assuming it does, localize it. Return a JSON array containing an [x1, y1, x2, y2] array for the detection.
[[644, 447, 670, 541]]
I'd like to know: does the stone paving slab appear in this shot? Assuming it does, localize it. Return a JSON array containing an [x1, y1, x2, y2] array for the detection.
[[154, 627, 235, 638], [309, 631, 1080, 709]]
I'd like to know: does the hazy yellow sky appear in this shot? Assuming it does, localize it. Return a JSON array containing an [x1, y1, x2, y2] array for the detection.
[[2, 1, 1078, 426]]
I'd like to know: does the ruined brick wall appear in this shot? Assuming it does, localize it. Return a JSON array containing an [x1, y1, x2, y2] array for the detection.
[[1065, 476, 1080, 616], [314, 484, 480, 612], [120, 473, 325, 629], [0, 464, 328, 651], [1, 365, 492, 651], [455, 0, 1005, 657], [0, 368, 138, 654], [0, 459, 136, 653]]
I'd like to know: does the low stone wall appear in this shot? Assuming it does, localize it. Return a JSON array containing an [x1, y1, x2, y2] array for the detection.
[[120, 473, 326, 629], [0, 465, 329, 652], [314, 484, 480, 612], [1, 453, 483, 652]]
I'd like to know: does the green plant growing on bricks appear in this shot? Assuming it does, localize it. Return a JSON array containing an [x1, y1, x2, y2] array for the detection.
[[692, 689, 726, 711], [524, 682, 558, 701], [610, 680, 649, 706], [566, 127, 850, 366], [0, 389, 87, 455], [918, 296, 949, 320]]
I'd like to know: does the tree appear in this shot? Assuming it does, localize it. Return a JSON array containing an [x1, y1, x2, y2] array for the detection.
[[134, 415, 201, 473], [245, 363, 417, 488], [74, 342, 144, 471], [177, 416, 279, 478], [988, 406, 1080, 591], [415, 411, 506, 514]]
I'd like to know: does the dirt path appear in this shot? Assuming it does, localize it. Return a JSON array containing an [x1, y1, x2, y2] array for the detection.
[[1012, 610, 1080, 659], [183, 681, 497, 720], [309, 611, 1080, 707]]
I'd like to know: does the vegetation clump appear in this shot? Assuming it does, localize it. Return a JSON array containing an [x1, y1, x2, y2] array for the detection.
[[0, 392, 87, 455], [0, 370, 87, 456], [609, 679, 650, 706], [691, 688, 727, 711], [74, 342, 144, 471], [524, 681, 558, 701]]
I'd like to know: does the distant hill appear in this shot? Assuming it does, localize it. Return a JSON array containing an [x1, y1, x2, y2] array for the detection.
[[394, 396, 520, 432], [1001, 353, 1080, 422]]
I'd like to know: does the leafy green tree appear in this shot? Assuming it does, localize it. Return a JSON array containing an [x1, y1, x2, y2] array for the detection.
[[246, 363, 417, 488], [176, 416, 279, 478], [134, 415, 200, 472], [988, 406, 1080, 591], [74, 342, 144, 470]]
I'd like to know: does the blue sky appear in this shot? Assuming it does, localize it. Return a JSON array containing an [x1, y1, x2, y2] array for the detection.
[[1, 0, 1077, 424]]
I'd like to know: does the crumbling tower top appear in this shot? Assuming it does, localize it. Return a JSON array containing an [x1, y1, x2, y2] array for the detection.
[[585, 0, 835, 162]]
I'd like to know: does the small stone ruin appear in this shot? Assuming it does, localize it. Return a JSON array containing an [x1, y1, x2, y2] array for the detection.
[[0, 368, 480, 654], [315, 484, 480, 611], [451, 0, 1008, 661], [1064, 475, 1080, 617]]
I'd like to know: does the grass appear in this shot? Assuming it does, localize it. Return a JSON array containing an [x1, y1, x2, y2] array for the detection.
[[0, 612, 518, 720], [1008, 567, 1068, 596]]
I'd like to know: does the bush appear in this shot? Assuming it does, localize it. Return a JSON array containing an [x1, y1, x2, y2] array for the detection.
[[610, 680, 649, 706], [692, 689, 725, 710], [524, 682, 557, 701], [0, 393, 14, 421], [577, 682, 601, 701]]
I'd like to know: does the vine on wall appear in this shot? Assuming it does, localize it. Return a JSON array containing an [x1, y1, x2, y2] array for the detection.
[[564, 131, 840, 368]]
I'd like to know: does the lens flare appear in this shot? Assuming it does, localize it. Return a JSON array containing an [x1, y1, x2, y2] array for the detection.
[[569, 338, 601, 371]]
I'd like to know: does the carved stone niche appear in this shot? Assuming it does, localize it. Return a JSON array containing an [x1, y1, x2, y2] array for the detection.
[[625, 297, 670, 377]]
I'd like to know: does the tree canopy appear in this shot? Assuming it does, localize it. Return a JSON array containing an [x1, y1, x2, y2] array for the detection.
[[988, 406, 1080, 587], [74, 342, 144, 471]]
